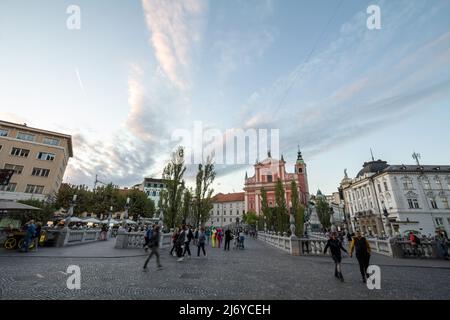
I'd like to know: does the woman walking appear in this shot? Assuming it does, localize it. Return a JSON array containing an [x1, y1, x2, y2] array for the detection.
[[324, 232, 347, 282], [211, 228, 216, 248]]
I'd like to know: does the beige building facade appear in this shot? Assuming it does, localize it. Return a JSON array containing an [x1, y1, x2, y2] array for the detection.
[[0, 120, 73, 201]]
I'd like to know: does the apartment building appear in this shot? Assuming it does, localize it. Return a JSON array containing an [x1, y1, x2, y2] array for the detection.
[[0, 120, 73, 201]]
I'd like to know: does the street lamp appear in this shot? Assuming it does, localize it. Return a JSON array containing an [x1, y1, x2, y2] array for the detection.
[[329, 207, 336, 233], [158, 208, 164, 230]]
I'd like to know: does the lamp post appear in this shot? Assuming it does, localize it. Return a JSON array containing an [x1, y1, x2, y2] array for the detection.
[[158, 208, 164, 231], [64, 194, 77, 228], [383, 207, 391, 238], [330, 207, 336, 233]]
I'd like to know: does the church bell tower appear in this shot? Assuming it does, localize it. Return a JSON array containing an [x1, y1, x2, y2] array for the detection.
[[295, 146, 309, 206]]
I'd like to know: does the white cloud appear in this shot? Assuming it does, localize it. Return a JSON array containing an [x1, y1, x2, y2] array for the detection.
[[141, 0, 207, 90]]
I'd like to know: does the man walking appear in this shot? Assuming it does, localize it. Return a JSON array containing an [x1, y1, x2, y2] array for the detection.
[[176, 225, 186, 262], [349, 231, 371, 283], [183, 225, 193, 259], [197, 227, 207, 257], [224, 228, 232, 251], [143, 225, 162, 271]]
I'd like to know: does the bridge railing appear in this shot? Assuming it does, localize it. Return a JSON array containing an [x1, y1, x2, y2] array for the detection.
[[257, 231, 291, 253], [115, 230, 172, 249]]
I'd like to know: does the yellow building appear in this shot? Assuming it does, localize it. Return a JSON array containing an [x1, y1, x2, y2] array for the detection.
[[0, 120, 73, 201]]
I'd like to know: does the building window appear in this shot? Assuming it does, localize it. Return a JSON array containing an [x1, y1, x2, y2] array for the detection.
[[434, 217, 444, 226], [216, 218, 219, 222], [17, 132, 36, 142], [0, 129, 8, 137], [11, 147, 30, 157], [25, 184, 44, 194], [383, 182, 389, 191], [367, 188, 370, 196], [0, 183, 17, 192], [0, 145, 2, 151], [160, 184, 163, 188], [31, 167, 50, 177], [43, 137, 60, 146], [37, 152, 55, 161], [377, 184, 382, 193], [441, 197, 449, 209], [423, 180, 431, 190], [430, 198, 438, 209], [267, 175, 273, 182], [407, 198, 420, 209], [361, 189, 365, 197], [4, 163, 24, 174], [403, 179, 413, 190]]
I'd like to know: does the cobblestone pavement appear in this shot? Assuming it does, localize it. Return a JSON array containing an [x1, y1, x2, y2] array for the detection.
[[1, 238, 449, 300]]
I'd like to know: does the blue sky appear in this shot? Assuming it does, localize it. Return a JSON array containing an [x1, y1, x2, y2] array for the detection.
[[1, 0, 450, 196]]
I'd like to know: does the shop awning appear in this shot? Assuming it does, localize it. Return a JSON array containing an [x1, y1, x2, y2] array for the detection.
[[0, 200, 41, 211]]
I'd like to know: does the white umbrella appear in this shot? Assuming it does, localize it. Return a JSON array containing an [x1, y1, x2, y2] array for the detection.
[[66, 217, 83, 223], [124, 219, 137, 225], [101, 219, 119, 225], [83, 218, 101, 224]]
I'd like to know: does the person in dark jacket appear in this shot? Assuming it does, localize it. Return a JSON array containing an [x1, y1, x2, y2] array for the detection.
[[197, 227, 207, 257], [324, 232, 347, 282], [183, 226, 194, 259], [169, 227, 179, 256], [176, 224, 187, 261], [350, 231, 372, 283], [143, 225, 162, 270], [224, 228, 232, 251]]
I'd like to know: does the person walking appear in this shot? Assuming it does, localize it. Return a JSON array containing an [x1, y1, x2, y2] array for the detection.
[[183, 226, 193, 258], [349, 231, 372, 283], [224, 228, 232, 251], [211, 228, 216, 248], [143, 225, 163, 271], [21, 220, 36, 252], [435, 230, 449, 260], [176, 225, 186, 262], [217, 228, 223, 248], [197, 227, 207, 257], [239, 230, 245, 249], [144, 225, 154, 252], [206, 227, 211, 245], [324, 232, 347, 282], [169, 227, 179, 256], [194, 228, 199, 246]]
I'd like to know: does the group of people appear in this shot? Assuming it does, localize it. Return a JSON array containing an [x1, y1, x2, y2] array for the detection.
[[141, 224, 248, 270], [323, 230, 372, 283]]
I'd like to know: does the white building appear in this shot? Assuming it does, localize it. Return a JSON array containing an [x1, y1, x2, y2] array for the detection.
[[341, 159, 450, 237], [207, 192, 246, 228], [133, 178, 165, 207]]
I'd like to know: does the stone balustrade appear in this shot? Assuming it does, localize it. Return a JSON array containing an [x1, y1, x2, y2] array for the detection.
[[257, 231, 291, 253], [53, 228, 102, 247], [115, 230, 172, 249]]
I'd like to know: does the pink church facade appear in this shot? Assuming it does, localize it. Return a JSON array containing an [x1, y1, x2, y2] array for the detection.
[[243, 149, 309, 215]]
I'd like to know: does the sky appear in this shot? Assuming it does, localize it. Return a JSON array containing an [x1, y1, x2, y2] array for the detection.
[[1, 0, 450, 196]]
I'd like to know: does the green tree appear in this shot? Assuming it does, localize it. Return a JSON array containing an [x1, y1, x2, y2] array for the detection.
[[161, 146, 186, 229], [316, 197, 331, 229], [127, 189, 155, 218], [275, 179, 288, 233], [179, 187, 193, 226], [260, 187, 272, 230], [17, 199, 57, 224], [193, 157, 216, 227], [243, 211, 258, 227], [290, 180, 305, 236]]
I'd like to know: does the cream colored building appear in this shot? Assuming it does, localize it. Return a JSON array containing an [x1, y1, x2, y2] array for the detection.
[[0, 120, 73, 201]]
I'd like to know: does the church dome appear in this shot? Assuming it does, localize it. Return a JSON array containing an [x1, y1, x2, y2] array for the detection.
[[356, 160, 389, 178]]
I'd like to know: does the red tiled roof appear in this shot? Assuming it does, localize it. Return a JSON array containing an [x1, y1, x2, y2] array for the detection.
[[212, 192, 245, 203]]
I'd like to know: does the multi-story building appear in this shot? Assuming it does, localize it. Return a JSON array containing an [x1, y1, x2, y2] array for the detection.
[[0, 120, 73, 201], [244, 149, 309, 215], [340, 158, 450, 237], [207, 192, 245, 227], [133, 177, 166, 207]]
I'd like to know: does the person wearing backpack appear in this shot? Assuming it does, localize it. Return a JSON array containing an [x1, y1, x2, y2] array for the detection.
[[182, 225, 193, 259], [143, 225, 162, 271], [197, 227, 207, 257], [349, 231, 371, 283], [176, 225, 186, 261]]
